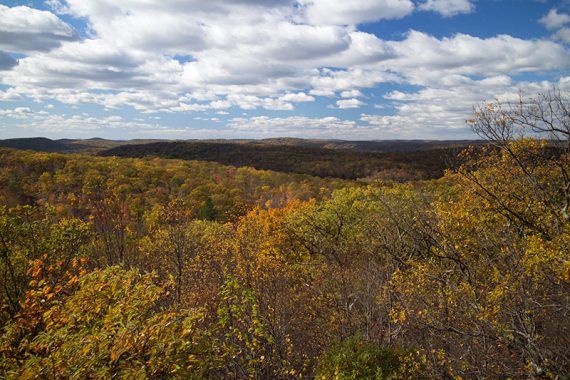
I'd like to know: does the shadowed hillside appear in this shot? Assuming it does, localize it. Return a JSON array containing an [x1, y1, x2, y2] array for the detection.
[[0, 137, 484, 181], [0, 137, 168, 154], [252, 138, 485, 152], [0, 137, 82, 152], [98, 140, 471, 181]]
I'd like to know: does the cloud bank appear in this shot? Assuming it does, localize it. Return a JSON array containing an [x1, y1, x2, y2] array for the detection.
[[0, 0, 568, 139]]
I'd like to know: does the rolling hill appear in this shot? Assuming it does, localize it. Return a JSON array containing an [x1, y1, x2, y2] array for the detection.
[[98, 140, 471, 181]]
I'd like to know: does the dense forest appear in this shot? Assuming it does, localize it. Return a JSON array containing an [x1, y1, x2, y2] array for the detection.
[[97, 141, 461, 181], [1, 90, 569, 379], [0, 137, 481, 182]]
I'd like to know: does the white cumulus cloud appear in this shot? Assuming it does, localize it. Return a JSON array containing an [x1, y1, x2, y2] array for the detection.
[[340, 89, 364, 98], [298, 0, 414, 25], [419, 0, 474, 17], [539, 8, 570, 30], [333, 98, 367, 109], [0, 5, 78, 54], [279, 92, 316, 102]]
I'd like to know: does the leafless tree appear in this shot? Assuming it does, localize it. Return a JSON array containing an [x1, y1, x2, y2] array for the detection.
[[467, 87, 570, 226]]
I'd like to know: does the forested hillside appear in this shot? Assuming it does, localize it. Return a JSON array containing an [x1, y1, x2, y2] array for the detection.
[[1, 92, 569, 379], [0, 137, 483, 155], [247, 138, 485, 152], [0, 137, 81, 153], [0, 137, 479, 182], [0, 150, 347, 221], [98, 141, 459, 181]]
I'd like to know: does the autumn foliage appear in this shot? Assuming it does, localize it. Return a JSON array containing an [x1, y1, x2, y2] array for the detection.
[[1, 91, 569, 378]]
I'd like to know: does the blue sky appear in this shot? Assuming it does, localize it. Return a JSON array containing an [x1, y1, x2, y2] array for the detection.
[[0, 0, 569, 140]]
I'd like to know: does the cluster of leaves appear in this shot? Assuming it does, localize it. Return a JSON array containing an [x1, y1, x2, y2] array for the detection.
[[315, 335, 420, 379]]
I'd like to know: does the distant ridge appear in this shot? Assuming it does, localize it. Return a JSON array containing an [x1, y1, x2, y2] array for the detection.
[[0, 137, 77, 152], [97, 140, 473, 180], [252, 138, 485, 152], [0, 137, 486, 154], [0, 137, 166, 153], [0, 137, 488, 180]]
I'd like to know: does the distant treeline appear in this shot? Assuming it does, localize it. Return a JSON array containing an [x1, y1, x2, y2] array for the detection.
[[98, 141, 466, 181]]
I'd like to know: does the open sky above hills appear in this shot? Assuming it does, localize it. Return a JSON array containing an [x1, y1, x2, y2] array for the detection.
[[1, 0, 569, 140]]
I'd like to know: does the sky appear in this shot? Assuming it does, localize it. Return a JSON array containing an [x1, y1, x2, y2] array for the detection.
[[0, 0, 569, 140]]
